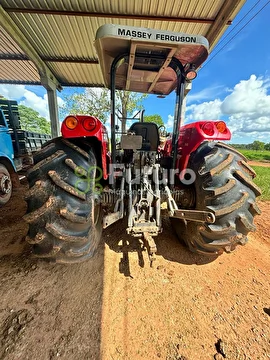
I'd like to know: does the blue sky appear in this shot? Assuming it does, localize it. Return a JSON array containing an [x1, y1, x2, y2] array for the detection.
[[144, 0, 270, 144], [0, 0, 269, 144]]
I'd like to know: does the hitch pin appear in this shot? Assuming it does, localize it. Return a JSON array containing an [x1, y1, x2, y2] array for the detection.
[[143, 232, 157, 267], [164, 186, 178, 216]]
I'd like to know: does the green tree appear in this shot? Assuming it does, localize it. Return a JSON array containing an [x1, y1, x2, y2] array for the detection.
[[18, 105, 51, 134], [144, 114, 164, 127], [116, 91, 147, 133], [61, 88, 148, 132], [264, 143, 270, 151], [61, 88, 110, 124], [250, 140, 265, 151]]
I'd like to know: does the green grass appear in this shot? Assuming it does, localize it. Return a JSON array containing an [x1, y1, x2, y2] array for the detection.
[[237, 148, 270, 161], [252, 166, 270, 201]]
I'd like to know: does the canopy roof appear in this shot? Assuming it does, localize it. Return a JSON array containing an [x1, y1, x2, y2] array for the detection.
[[95, 24, 209, 94], [0, 0, 246, 89]]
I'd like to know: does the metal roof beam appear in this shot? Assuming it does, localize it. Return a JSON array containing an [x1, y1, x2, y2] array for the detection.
[[0, 79, 40, 85], [60, 83, 104, 88], [0, 54, 29, 60], [42, 57, 99, 64], [0, 54, 99, 64], [206, 0, 245, 48], [4, 8, 232, 25], [0, 5, 62, 91]]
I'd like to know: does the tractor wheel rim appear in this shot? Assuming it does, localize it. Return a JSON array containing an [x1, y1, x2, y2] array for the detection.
[[0, 174, 11, 195]]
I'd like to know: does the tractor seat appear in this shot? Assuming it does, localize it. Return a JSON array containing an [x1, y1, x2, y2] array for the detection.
[[129, 122, 159, 151]]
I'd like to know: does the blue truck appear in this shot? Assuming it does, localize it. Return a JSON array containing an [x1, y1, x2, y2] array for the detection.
[[0, 99, 50, 205]]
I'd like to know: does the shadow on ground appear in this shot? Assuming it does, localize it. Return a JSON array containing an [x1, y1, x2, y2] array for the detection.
[[0, 185, 104, 360], [104, 214, 218, 278]]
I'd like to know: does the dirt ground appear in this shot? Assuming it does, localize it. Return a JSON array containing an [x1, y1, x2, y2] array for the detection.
[[248, 161, 270, 168], [0, 182, 269, 360]]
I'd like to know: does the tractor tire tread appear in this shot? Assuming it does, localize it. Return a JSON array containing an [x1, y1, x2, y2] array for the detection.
[[170, 141, 261, 255], [25, 137, 102, 263]]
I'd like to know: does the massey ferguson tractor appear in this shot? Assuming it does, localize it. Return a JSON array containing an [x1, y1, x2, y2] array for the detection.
[[24, 24, 261, 264]]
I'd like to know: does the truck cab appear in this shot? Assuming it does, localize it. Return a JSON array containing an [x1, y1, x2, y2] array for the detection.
[[0, 108, 17, 205], [0, 99, 51, 205]]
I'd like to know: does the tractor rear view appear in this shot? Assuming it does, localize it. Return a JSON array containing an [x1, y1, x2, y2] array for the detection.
[[24, 24, 261, 264]]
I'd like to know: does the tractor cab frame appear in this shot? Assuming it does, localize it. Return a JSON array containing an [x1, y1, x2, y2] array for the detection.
[[95, 24, 209, 170], [94, 25, 218, 264]]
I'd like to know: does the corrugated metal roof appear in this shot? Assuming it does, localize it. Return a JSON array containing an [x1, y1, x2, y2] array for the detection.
[[0, 60, 40, 83], [0, 0, 225, 19], [0, 0, 246, 88], [47, 62, 104, 86], [0, 27, 25, 55]]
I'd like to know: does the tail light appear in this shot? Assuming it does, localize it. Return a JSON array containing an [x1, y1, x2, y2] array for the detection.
[[185, 64, 197, 80], [64, 116, 78, 130], [83, 117, 96, 131], [201, 122, 215, 136], [216, 121, 227, 133]]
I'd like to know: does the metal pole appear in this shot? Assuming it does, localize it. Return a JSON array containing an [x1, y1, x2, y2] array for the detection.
[[169, 58, 186, 171], [109, 54, 128, 184], [47, 88, 60, 138], [172, 78, 185, 171], [140, 109, 145, 122]]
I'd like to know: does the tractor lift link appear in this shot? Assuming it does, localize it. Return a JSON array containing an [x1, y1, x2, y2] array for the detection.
[[143, 232, 157, 267], [172, 209, 215, 223], [165, 185, 215, 223]]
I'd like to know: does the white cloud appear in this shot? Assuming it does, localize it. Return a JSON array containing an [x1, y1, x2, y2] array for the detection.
[[221, 75, 270, 116], [0, 84, 26, 99], [165, 114, 174, 131], [20, 89, 49, 119], [186, 75, 270, 143], [0, 84, 64, 120], [187, 85, 224, 103], [186, 99, 222, 122]]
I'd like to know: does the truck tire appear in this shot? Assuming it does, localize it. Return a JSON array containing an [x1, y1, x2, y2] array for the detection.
[[170, 141, 261, 255], [24, 137, 103, 263], [0, 164, 12, 205]]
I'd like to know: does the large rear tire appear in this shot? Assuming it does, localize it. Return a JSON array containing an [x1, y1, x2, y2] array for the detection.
[[24, 137, 102, 263], [170, 141, 261, 255]]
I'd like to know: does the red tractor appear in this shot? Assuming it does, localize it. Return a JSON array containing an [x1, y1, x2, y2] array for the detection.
[[24, 24, 261, 264]]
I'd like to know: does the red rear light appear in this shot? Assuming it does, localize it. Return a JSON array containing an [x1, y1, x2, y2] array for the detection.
[[186, 70, 197, 80], [64, 116, 78, 130], [83, 117, 96, 131], [201, 122, 215, 136], [216, 121, 227, 133]]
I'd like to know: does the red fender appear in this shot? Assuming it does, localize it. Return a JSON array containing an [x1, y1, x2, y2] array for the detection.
[[163, 121, 231, 179], [61, 115, 110, 180]]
